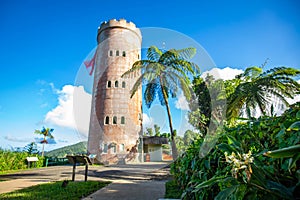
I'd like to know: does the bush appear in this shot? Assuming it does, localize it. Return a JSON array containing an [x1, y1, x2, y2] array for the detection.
[[171, 102, 300, 199], [165, 179, 183, 199], [0, 150, 45, 172]]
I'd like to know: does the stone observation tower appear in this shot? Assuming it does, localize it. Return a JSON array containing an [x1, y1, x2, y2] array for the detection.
[[87, 19, 143, 164]]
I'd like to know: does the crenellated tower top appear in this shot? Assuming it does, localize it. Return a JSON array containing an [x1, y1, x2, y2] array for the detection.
[[97, 19, 142, 43]]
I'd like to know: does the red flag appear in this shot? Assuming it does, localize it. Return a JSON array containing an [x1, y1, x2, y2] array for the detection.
[[84, 51, 96, 75]]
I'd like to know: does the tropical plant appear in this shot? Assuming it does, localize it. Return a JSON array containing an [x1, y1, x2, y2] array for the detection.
[[34, 127, 54, 157], [122, 45, 199, 159], [145, 127, 154, 136], [24, 142, 39, 154], [171, 102, 300, 199], [154, 124, 161, 136], [226, 66, 300, 123], [183, 130, 200, 146], [188, 75, 226, 135], [0, 149, 44, 172]]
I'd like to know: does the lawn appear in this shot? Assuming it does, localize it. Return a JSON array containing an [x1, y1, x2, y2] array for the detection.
[[0, 180, 111, 200]]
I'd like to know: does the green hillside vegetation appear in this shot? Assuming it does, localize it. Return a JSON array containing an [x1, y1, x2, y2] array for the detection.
[[45, 141, 87, 157]]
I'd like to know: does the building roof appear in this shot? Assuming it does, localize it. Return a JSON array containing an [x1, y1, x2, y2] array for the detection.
[[143, 136, 168, 145]]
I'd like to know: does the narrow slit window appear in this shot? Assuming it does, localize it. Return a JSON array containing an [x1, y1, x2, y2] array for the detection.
[[111, 144, 116, 154], [113, 116, 117, 124], [115, 81, 119, 87], [109, 50, 113, 56], [107, 81, 111, 88], [121, 116, 125, 124], [105, 116, 109, 125], [119, 144, 124, 152], [103, 144, 108, 153], [137, 54, 139, 59], [122, 51, 126, 57], [116, 50, 119, 56], [122, 81, 126, 88]]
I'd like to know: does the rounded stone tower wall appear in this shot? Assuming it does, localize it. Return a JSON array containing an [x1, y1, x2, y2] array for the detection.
[[87, 19, 142, 164]]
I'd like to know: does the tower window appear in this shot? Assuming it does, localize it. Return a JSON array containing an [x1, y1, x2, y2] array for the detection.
[[122, 51, 126, 57], [115, 81, 119, 87], [111, 144, 116, 154], [105, 116, 109, 125], [103, 144, 108, 153], [122, 81, 126, 88], [116, 50, 119, 56], [137, 54, 139, 59], [121, 116, 125, 124], [113, 116, 117, 124], [119, 144, 125, 152], [107, 81, 111, 88], [109, 50, 113, 56]]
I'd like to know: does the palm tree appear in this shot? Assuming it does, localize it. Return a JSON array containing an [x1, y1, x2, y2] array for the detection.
[[34, 127, 54, 157], [122, 46, 199, 159], [227, 66, 300, 122]]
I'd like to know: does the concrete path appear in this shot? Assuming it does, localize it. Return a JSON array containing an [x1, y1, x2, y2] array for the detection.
[[0, 166, 73, 194], [0, 162, 171, 200], [84, 180, 166, 200], [84, 162, 170, 200]]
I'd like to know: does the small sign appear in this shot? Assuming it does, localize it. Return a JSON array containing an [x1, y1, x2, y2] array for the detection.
[[26, 157, 39, 162], [66, 155, 92, 181]]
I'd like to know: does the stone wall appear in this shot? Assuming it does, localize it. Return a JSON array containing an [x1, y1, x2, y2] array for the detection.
[[87, 19, 142, 164]]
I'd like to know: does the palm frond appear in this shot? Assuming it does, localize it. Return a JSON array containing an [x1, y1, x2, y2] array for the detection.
[[158, 47, 197, 67], [265, 89, 289, 107], [121, 60, 154, 78], [168, 59, 200, 75], [262, 67, 300, 78], [244, 66, 263, 79], [129, 75, 144, 98], [147, 46, 163, 61], [175, 47, 197, 60], [144, 82, 159, 108]]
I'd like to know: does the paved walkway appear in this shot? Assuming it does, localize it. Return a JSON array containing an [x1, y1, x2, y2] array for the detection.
[[0, 162, 171, 199]]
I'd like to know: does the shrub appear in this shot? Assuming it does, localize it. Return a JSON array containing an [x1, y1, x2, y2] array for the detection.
[[171, 102, 300, 199], [0, 150, 45, 172]]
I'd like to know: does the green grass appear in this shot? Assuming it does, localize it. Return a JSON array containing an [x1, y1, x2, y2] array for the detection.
[[164, 179, 182, 199], [0, 180, 111, 200], [0, 168, 32, 175]]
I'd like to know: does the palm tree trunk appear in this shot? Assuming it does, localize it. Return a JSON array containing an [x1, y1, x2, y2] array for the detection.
[[160, 83, 178, 160], [42, 135, 45, 157], [42, 144, 45, 157]]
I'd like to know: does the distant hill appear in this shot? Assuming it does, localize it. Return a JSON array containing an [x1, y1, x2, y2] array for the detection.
[[45, 141, 87, 157]]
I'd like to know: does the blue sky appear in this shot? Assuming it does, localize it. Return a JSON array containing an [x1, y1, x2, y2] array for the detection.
[[0, 0, 299, 151]]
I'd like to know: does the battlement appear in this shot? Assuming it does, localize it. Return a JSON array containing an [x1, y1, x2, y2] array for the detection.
[[98, 19, 141, 40]]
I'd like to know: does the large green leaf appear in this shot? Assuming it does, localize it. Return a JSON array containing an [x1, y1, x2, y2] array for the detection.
[[263, 144, 300, 158], [215, 184, 246, 200], [266, 180, 294, 199], [287, 121, 300, 131], [192, 176, 225, 192]]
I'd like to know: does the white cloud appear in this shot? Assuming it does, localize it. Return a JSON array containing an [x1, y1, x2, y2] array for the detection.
[[44, 85, 91, 137], [201, 67, 244, 80], [73, 86, 92, 136], [175, 92, 190, 111], [4, 135, 31, 143]]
